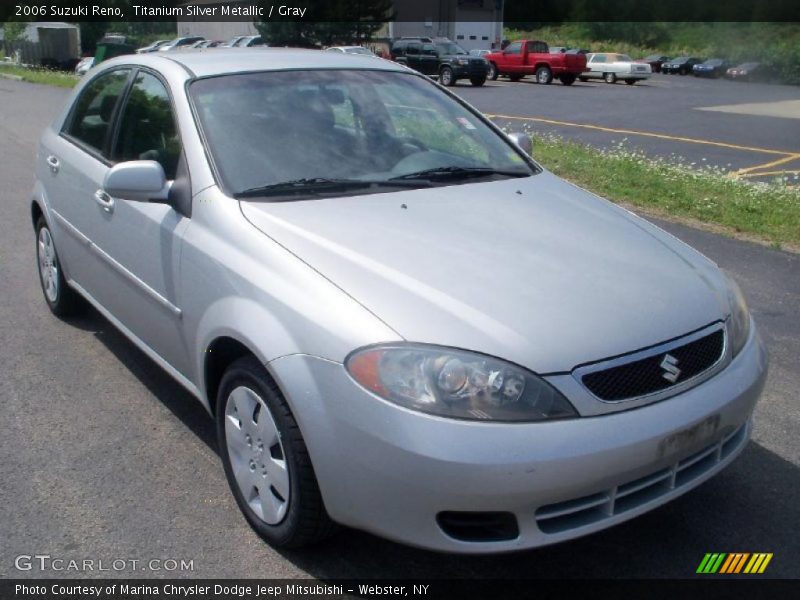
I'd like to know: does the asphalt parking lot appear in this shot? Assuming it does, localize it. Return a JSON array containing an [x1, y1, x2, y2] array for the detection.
[[453, 73, 800, 184], [0, 77, 798, 580]]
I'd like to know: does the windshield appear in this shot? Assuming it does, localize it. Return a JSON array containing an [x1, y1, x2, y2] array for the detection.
[[345, 47, 372, 55], [190, 70, 535, 199], [436, 42, 467, 55]]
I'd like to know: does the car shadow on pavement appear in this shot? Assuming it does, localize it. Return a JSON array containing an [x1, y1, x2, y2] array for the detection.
[[64, 304, 219, 454]]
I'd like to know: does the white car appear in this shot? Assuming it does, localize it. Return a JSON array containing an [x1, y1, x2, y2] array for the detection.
[[325, 46, 375, 56], [582, 52, 652, 84], [73, 56, 94, 76]]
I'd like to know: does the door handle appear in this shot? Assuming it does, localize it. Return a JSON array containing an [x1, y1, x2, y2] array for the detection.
[[46, 155, 60, 174], [94, 189, 115, 213]]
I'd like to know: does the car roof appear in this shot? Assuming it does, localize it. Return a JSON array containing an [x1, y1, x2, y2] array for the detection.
[[119, 47, 406, 77]]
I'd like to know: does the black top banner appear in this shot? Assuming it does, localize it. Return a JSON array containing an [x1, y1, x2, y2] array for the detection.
[[2, 0, 800, 23]]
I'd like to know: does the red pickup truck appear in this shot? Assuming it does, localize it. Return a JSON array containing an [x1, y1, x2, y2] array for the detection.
[[485, 41, 588, 85]]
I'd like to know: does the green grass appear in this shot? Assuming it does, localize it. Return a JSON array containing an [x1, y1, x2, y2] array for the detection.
[[0, 64, 79, 88], [528, 133, 800, 249]]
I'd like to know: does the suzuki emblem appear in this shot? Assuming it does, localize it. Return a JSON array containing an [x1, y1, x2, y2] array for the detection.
[[660, 354, 681, 383]]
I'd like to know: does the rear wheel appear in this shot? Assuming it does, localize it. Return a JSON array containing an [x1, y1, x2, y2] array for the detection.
[[470, 76, 486, 87], [440, 66, 455, 87], [216, 355, 336, 548], [487, 62, 498, 81], [603, 72, 617, 84], [625, 79, 636, 85], [35, 217, 82, 317], [560, 74, 576, 86], [535, 65, 553, 85]]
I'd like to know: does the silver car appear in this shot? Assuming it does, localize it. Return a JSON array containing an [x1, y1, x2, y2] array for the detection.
[[583, 52, 652, 84], [32, 49, 766, 553]]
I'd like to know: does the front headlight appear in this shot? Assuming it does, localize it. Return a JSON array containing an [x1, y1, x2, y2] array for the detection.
[[456, 58, 469, 65], [346, 345, 577, 422], [723, 271, 751, 357]]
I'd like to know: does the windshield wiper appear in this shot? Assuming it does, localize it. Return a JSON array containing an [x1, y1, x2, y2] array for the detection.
[[389, 166, 531, 182], [233, 177, 427, 199]]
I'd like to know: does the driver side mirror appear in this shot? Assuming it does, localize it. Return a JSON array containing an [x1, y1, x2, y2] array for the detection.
[[103, 160, 171, 203], [507, 132, 533, 156]]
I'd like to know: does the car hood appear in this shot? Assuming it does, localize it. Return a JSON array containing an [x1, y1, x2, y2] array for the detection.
[[240, 172, 727, 373]]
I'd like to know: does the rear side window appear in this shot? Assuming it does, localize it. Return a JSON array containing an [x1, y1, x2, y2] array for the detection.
[[64, 69, 131, 155], [406, 43, 420, 55], [112, 71, 181, 179]]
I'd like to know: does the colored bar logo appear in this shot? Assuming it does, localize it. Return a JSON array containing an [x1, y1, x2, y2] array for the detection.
[[697, 553, 773, 574]]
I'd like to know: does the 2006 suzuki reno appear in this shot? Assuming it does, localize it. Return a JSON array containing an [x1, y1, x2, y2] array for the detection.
[[32, 49, 767, 552]]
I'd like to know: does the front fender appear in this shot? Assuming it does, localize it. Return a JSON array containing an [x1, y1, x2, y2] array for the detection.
[[194, 296, 300, 411]]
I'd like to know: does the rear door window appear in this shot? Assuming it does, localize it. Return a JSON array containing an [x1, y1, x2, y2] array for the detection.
[[64, 69, 131, 156]]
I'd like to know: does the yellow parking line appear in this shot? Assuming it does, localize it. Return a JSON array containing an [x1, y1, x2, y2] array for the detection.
[[735, 153, 800, 175], [485, 114, 794, 156], [739, 169, 800, 178]]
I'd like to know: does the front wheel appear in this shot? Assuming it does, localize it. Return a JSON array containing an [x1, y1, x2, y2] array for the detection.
[[487, 62, 499, 80], [440, 66, 455, 87], [535, 65, 553, 85], [217, 355, 336, 548], [36, 217, 82, 317], [603, 72, 617, 84], [470, 76, 486, 87]]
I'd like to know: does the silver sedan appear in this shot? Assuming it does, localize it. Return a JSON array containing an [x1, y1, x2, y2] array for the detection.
[[583, 52, 652, 84], [31, 49, 766, 552]]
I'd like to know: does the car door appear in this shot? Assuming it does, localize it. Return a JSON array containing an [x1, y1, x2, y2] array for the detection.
[[405, 42, 422, 72], [421, 44, 440, 75], [41, 67, 133, 301], [587, 53, 605, 76], [81, 68, 193, 376], [502, 41, 523, 72]]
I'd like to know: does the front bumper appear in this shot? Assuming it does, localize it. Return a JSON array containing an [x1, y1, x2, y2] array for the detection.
[[451, 63, 488, 79], [269, 323, 767, 553]]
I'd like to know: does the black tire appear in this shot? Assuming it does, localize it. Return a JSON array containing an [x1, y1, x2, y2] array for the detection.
[[470, 76, 486, 87], [603, 72, 617, 84], [625, 79, 636, 85], [35, 216, 82, 317], [216, 355, 336, 548], [560, 74, 576, 86], [440, 66, 455, 87], [578, 76, 589, 82], [488, 62, 499, 81], [509, 74, 522, 82], [535, 65, 553, 85]]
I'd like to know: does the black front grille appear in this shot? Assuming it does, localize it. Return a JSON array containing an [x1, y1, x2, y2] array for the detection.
[[581, 329, 725, 401]]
